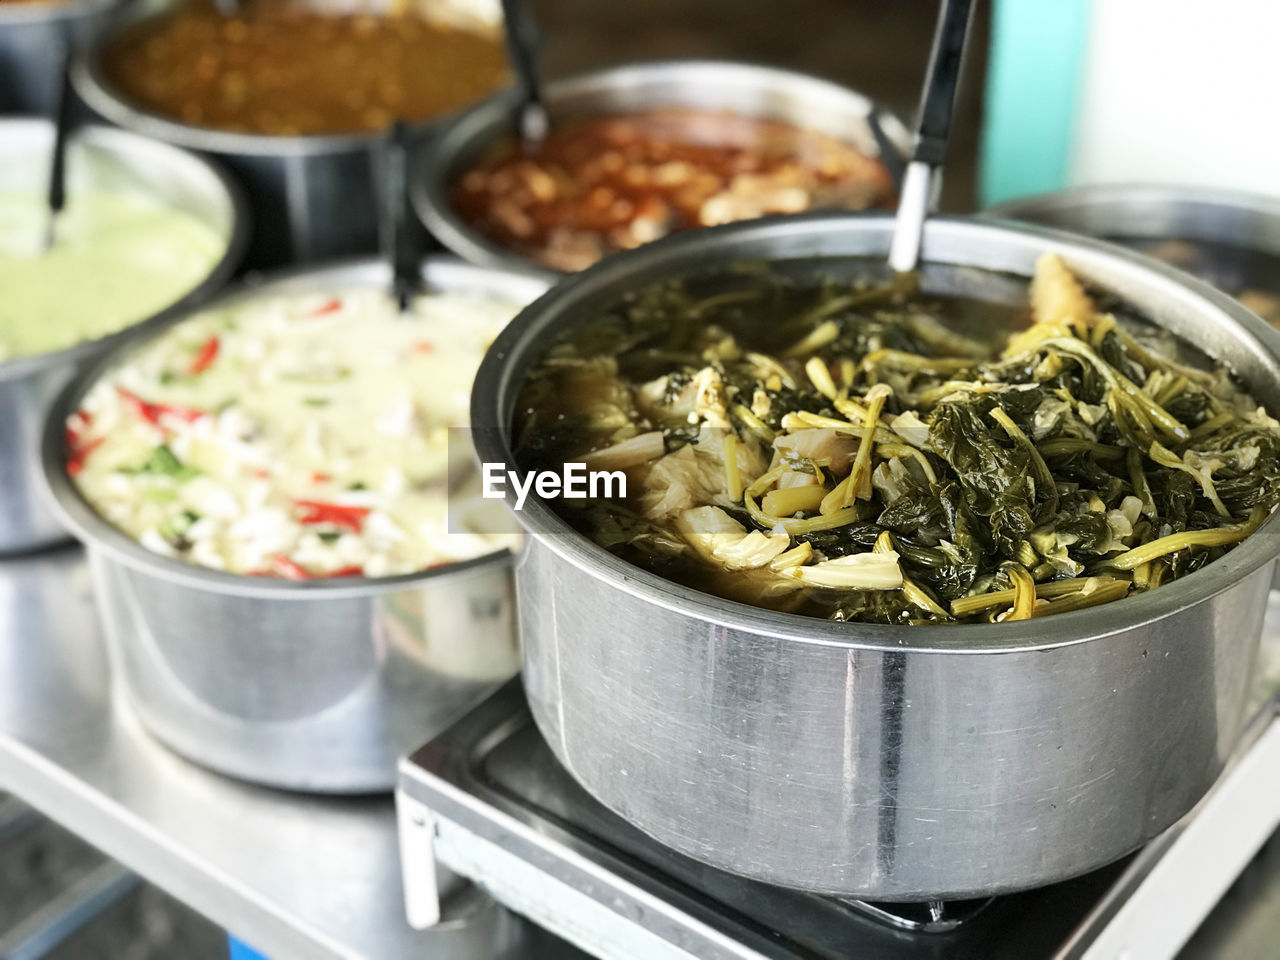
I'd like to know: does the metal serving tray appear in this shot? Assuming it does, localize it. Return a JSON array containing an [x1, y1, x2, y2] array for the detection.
[[397, 597, 1280, 959]]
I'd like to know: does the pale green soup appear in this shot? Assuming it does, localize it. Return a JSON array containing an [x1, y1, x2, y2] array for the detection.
[[0, 189, 224, 362]]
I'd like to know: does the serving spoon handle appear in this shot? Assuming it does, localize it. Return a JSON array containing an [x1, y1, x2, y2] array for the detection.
[[43, 44, 73, 251], [500, 0, 549, 143], [382, 121, 418, 312], [888, 0, 975, 273]]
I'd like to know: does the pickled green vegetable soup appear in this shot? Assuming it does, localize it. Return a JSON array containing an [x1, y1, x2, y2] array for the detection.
[[515, 256, 1280, 624]]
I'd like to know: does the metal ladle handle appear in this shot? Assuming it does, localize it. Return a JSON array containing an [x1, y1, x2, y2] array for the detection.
[[500, 0, 548, 143], [43, 43, 73, 250], [382, 122, 417, 312], [888, 0, 976, 272]]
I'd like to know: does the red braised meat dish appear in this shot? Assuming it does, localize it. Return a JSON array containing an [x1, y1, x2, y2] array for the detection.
[[451, 108, 894, 271]]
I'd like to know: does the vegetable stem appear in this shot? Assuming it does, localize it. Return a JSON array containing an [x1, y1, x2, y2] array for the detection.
[[761, 484, 825, 516], [1109, 509, 1267, 570], [745, 494, 862, 534], [950, 576, 1127, 617], [1034, 578, 1131, 616], [723, 434, 743, 502], [1003, 563, 1037, 620]]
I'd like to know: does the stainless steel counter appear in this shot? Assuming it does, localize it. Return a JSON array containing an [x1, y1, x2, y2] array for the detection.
[[0, 545, 565, 959], [4, 542, 1278, 959]]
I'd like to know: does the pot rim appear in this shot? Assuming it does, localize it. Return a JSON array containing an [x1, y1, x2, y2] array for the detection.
[[0, 118, 249, 384], [471, 210, 1280, 654], [70, 0, 510, 156], [411, 58, 913, 274], [41, 254, 552, 600]]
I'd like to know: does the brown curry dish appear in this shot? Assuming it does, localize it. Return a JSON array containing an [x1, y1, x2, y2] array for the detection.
[[103, 0, 509, 136]]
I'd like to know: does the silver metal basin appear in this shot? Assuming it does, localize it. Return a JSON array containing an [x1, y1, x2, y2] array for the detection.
[[72, 0, 506, 267], [1, 118, 246, 554], [989, 186, 1280, 319], [413, 60, 909, 272], [0, 0, 120, 114], [41, 257, 551, 793], [989, 184, 1280, 261], [470, 212, 1280, 900]]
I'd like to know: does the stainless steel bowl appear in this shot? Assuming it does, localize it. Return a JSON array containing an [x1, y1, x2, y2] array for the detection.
[[413, 60, 910, 272], [41, 257, 550, 793], [73, 0, 506, 267], [1, 118, 247, 554], [989, 186, 1280, 318], [988, 184, 1280, 263], [0, 0, 120, 114], [470, 212, 1280, 900]]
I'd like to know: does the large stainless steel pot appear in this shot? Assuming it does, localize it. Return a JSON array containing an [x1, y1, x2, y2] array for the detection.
[[470, 212, 1280, 900], [413, 60, 910, 272], [73, 0, 505, 267], [1, 118, 246, 553], [41, 257, 550, 793], [0, 0, 120, 114]]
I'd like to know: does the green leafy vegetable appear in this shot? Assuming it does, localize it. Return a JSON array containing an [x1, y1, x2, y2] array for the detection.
[[515, 253, 1280, 624], [128, 444, 200, 483], [158, 509, 201, 550]]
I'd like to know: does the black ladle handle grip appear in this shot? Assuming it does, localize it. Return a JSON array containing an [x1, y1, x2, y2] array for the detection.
[[911, 0, 974, 167], [888, 0, 975, 273], [382, 122, 417, 311], [47, 43, 73, 220], [500, 0, 548, 141]]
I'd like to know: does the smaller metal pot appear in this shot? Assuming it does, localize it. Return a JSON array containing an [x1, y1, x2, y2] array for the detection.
[[413, 60, 910, 273], [73, 0, 507, 268], [989, 185, 1280, 297], [0, 0, 120, 115], [989, 184, 1280, 246], [1, 118, 246, 554], [41, 257, 550, 793]]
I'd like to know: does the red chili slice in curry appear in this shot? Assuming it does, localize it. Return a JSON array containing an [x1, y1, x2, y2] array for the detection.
[[189, 336, 220, 375], [117, 386, 207, 426], [293, 499, 371, 533]]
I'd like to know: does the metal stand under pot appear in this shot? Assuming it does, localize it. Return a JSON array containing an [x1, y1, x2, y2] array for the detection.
[[397, 636, 1280, 959]]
